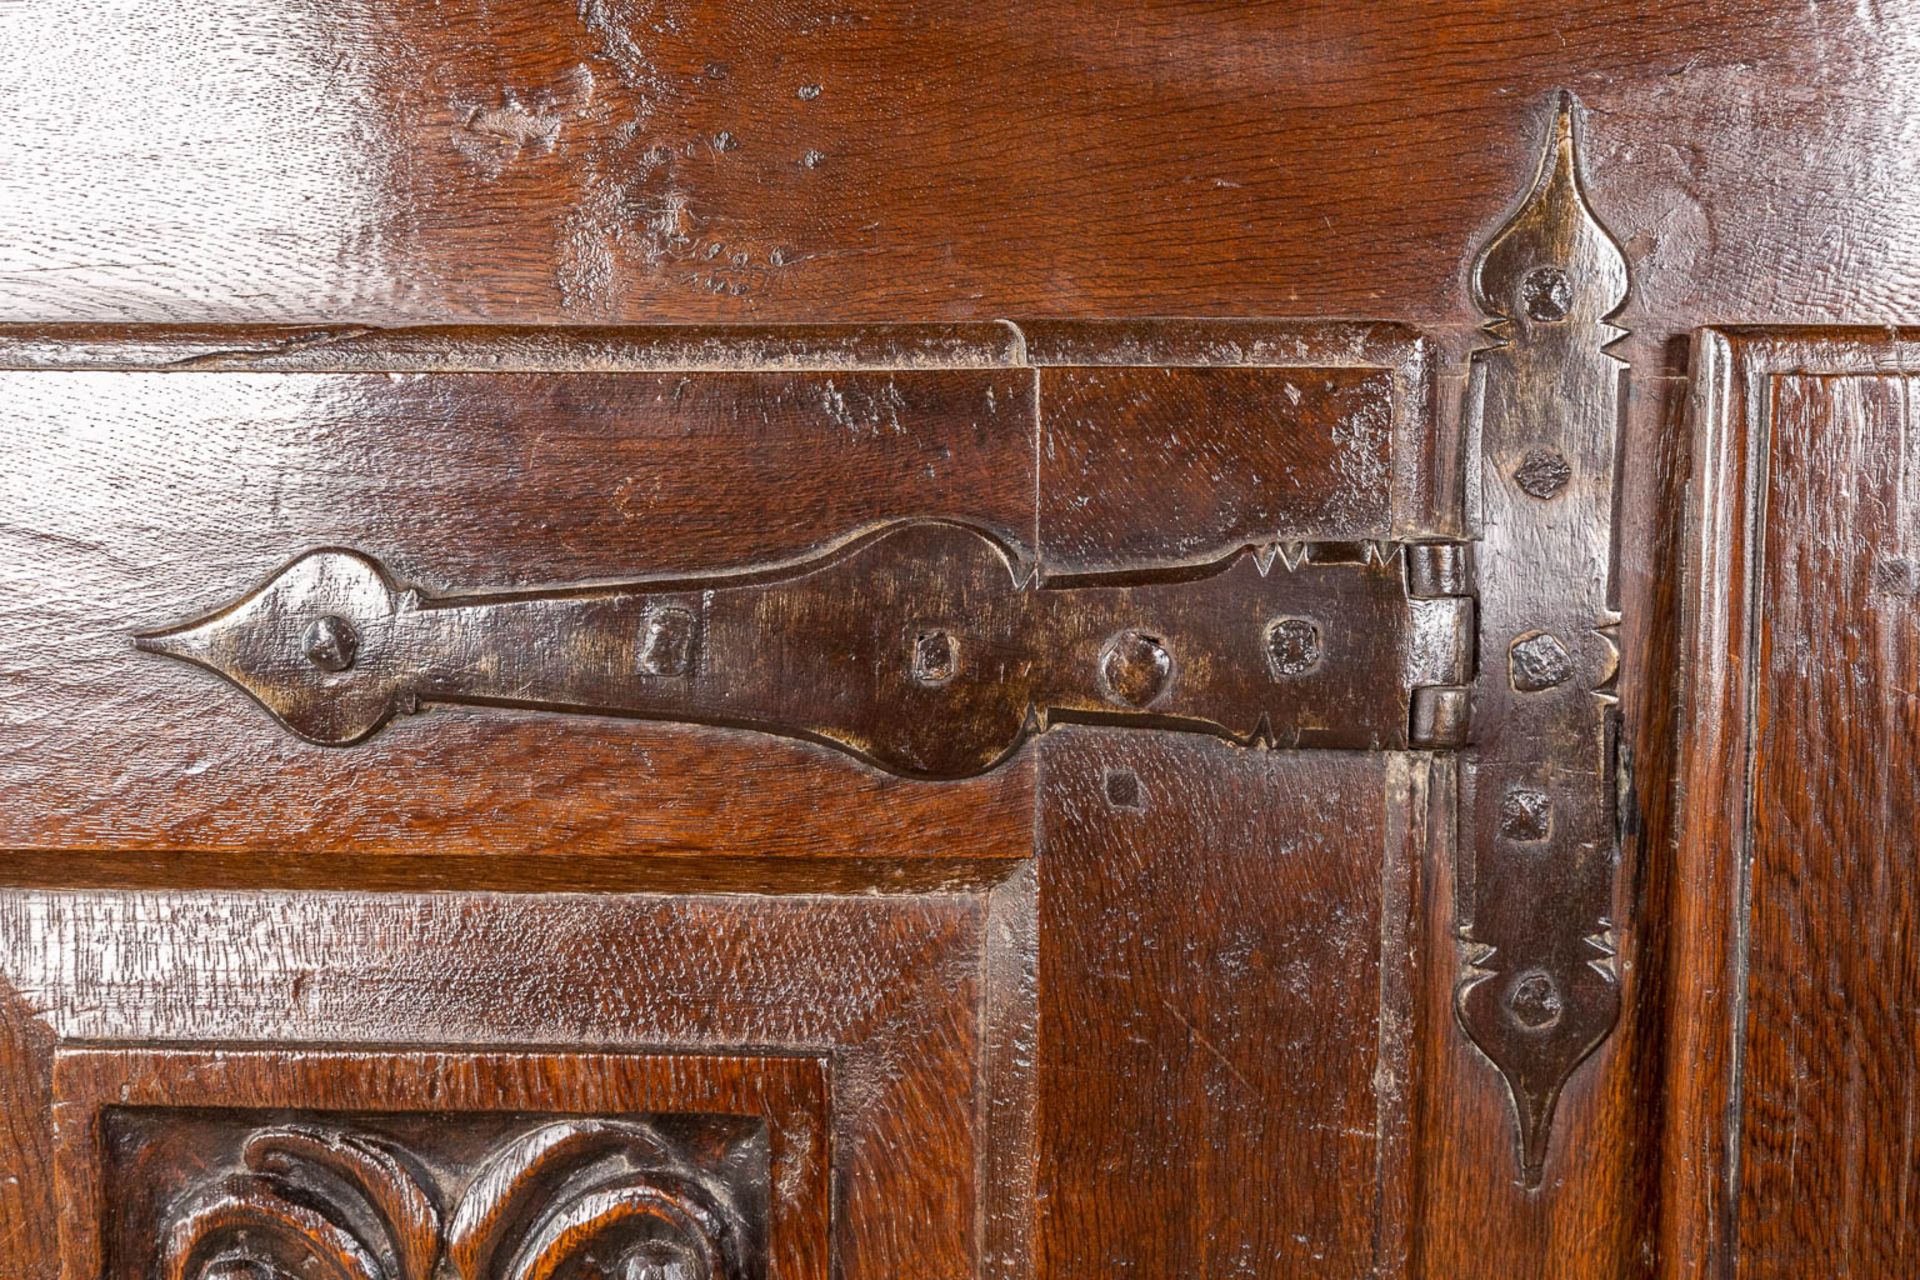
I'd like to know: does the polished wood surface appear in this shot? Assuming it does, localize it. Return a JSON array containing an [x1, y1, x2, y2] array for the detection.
[[1666, 329, 1920, 1278], [2, 0, 1910, 343], [0, 320, 1427, 873], [0, 318, 1443, 1274], [1035, 736, 1424, 1276], [5, 889, 994, 1278], [0, 357, 1034, 881], [1740, 371, 1918, 1275], [5, 1, 1919, 1275]]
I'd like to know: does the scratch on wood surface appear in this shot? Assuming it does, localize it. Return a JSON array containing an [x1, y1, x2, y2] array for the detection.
[[162, 327, 377, 370], [1161, 997, 1258, 1098]]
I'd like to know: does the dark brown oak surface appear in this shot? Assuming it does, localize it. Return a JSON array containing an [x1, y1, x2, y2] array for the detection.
[[0, 320, 1420, 875], [1665, 329, 1920, 1279], [5, 1, 1918, 1276], [1035, 735, 1425, 1277], [0, 361, 1040, 885], [3, 1, 1912, 341], [4, 890, 996, 1279], [0, 316, 1428, 1275], [56, 1048, 831, 1280]]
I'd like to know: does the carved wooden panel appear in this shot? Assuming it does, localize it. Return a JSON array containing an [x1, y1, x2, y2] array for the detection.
[[17, 0, 1920, 1272], [0, 93, 1680, 1274], [0, 296, 1454, 1278], [0, 99, 1664, 1270], [53, 1048, 827, 1280], [5, 887, 1013, 1280], [1665, 328, 1920, 1277]]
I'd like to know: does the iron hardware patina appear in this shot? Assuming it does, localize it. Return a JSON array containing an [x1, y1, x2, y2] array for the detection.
[[132, 91, 1627, 1189], [137, 524, 1467, 780]]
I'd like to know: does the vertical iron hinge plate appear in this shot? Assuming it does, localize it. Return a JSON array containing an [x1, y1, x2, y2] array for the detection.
[[1453, 92, 1629, 1187]]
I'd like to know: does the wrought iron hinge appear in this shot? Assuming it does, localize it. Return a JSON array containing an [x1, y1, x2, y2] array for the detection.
[[1407, 541, 1474, 749], [128, 90, 1624, 1192], [136, 528, 1468, 779], [1452, 92, 1628, 1187]]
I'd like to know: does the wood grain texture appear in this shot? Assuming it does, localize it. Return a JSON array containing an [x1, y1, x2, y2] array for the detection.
[[1, 889, 997, 1280], [1027, 319, 1437, 567], [0, 322, 1029, 372], [1739, 371, 1920, 1275], [1040, 366, 1393, 561], [1033, 729, 1422, 1277], [0, 974, 57, 1274], [0, 0, 1910, 343], [1665, 330, 1920, 1278], [0, 362, 1036, 876], [0, 315, 1433, 1275], [0, 319, 1423, 879], [5, 0, 1897, 1272]]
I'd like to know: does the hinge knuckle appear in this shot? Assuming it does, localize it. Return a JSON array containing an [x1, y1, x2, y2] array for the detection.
[[1406, 539, 1476, 748], [1410, 685, 1471, 749], [1406, 539, 1473, 600]]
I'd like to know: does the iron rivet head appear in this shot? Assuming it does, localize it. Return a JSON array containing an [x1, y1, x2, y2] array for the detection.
[[1499, 787, 1552, 842], [637, 606, 696, 677], [1507, 970, 1564, 1032], [912, 629, 958, 686], [1264, 617, 1323, 678], [1872, 556, 1917, 597], [1098, 629, 1173, 709], [302, 615, 359, 672], [1104, 768, 1144, 810], [1521, 265, 1573, 322], [1513, 447, 1573, 500], [1509, 631, 1573, 692]]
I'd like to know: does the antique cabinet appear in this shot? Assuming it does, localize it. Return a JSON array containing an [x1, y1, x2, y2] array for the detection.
[[1, 3, 1915, 1277]]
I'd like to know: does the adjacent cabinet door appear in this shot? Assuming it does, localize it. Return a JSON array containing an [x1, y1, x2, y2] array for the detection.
[[1664, 328, 1920, 1278], [6, 4, 1920, 1278]]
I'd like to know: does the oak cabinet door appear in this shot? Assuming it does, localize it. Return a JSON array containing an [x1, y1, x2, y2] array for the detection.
[[15, 3, 1920, 1277], [0, 321, 1452, 1278], [1665, 329, 1920, 1278]]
